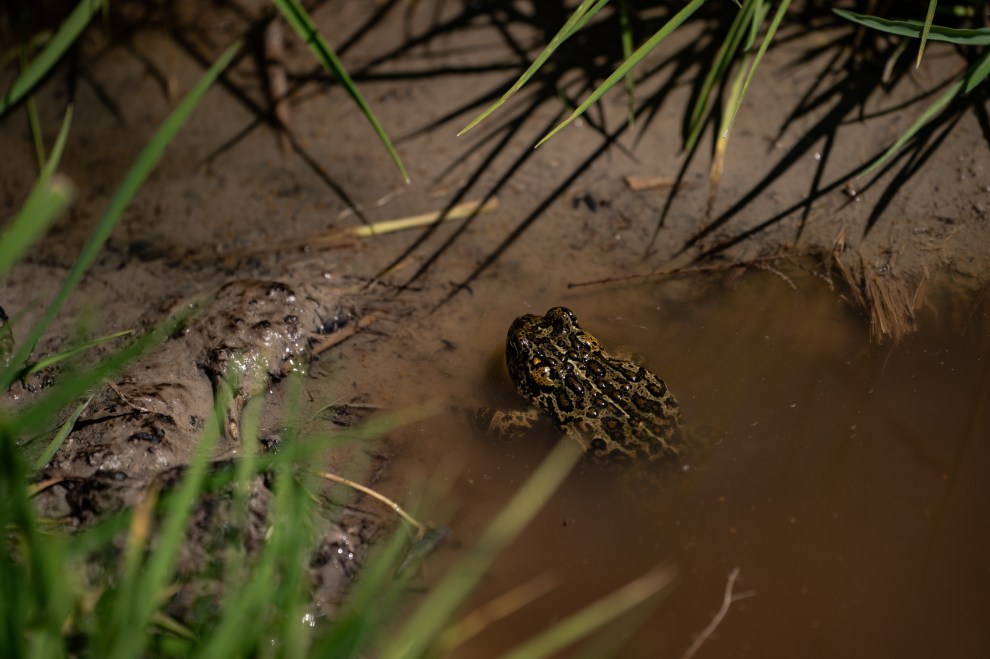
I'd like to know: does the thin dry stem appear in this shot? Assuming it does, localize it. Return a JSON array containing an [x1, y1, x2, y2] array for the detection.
[[202, 198, 498, 262], [679, 567, 755, 659], [28, 477, 66, 497], [440, 572, 559, 652], [303, 311, 379, 365], [315, 470, 427, 538]]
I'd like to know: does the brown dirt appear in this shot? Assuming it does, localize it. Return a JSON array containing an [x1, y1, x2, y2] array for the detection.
[[2, 0, 990, 654]]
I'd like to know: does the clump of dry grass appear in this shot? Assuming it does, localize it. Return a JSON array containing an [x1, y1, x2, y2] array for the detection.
[[825, 230, 926, 342]]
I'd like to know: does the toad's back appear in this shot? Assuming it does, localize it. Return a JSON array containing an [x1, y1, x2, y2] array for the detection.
[[505, 307, 684, 462]]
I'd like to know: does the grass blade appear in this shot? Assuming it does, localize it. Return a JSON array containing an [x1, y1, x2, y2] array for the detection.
[[20, 329, 133, 379], [501, 566, 678, 659], [379, 439, 582, 659], [0, 175, 74, 286], [0, 106, 74, 282], [103, 398, 224, 659], [685, 0, 755, 152], [864, 79, 960, 174], [963, 46, 990, 94], [33, 393, 93, 470], [458, 0, 609, 137], [13, 313, 183, 438], [917, 0, 938, 66], [0, 0, 105, 117], [721, 0, 790, 143], [0, 40, 242, 391], [833, 9, 990, 46], [274, 0, 409, 183], [535, 0, 708, 148], [1, 421, 72, 658]]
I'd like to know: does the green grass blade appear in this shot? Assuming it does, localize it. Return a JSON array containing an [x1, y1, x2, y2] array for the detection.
[[33, 393, 93, 470], [26, 96, 45, 169], [860, 46, 990, 177], [833, 9, 990, 46], [40, 103, 73, 178], [1, 421, 73, 659], [105, 401, 223, 659], [21, 328, 134, 379], [314, 530, 414, 657], [721, 0, 790, 143], [685, 0, 755, 152], [13, 314, 183, 439], [379, 439, 582, 659], [0, 106, 74, 282], [743, 0, 766, 50], [535, 0, 708, 148], [458, 0, 609, 136], [274, 0, 410, 183], [0, 176, 73, 285], [963, 46, 990, 94], [502, 566, 678, 659], [917, 0, 938, 65], [0, 0, 105, 117], [860, 76, 961, 176], [0, 40, 242, 391]]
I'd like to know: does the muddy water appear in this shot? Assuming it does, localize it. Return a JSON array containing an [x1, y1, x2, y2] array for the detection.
[[322, 272, 989, 658]]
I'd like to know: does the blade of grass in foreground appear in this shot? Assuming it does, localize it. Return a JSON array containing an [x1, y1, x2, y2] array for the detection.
[[0, 40, 242, 391], [274, 0, 409, 183], [19, 328, 134, 379], [0, 106, 74, 282], [0, 0, 105, 117], [535, 0, 708, 148], [379, 439, 582, 659], [0, 422, 73, 659], [13, 311, 184, 440], [0, 175, 73, 287], [101, 394, 225, 659], [32, 393, 93, 469], [502, 565, 677, 659]]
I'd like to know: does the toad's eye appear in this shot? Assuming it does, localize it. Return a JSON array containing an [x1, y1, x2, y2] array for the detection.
[[530, 357, 541, 367]]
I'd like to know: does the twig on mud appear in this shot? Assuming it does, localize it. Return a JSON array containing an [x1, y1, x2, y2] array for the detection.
[[314, 470, 427, 538], [679, 567, 755, 659], [347, 197, 499, 237], [28, 476, 66, 497], [568, 252, 804, 289], [302, 312, 379, 368]]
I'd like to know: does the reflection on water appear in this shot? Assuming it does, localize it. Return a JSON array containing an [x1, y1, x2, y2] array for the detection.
[[411, 274, 989, 658]]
